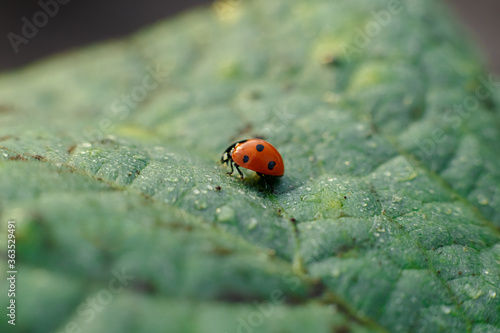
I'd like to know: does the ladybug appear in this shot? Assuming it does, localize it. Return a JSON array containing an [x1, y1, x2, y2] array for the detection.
[[221, 139, 284, 188]]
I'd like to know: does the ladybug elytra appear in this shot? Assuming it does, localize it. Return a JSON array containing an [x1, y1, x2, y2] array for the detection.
[[221, 139, 284, 188]]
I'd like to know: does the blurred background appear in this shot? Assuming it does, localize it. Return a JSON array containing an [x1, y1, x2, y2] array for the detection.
[[0, 0, 499, 74]]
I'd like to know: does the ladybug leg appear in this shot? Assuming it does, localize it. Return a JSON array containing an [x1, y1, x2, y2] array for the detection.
[[226, 160, 234, 175], [257, 173, 274, 193], [265, 176, 275, 193], [235, 164, 244, 179]]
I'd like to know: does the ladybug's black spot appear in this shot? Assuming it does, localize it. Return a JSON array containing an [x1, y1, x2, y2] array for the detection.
[[243, 155, 249, 163], [268, 161, 276, 170], [256, 144, 264, 152]]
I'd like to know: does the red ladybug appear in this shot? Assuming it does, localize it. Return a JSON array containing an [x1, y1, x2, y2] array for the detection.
[[221, 139, 284, 185]]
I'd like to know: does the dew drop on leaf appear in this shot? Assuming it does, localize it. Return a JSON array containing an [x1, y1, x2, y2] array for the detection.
[[247, 218, 258, 230], [441, 305, 452, 314], [194, 200, 207, 210], [216, 206, 235, 222]]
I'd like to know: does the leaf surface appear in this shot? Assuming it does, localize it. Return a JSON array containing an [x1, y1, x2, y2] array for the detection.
[[1, 1, 499, 332]]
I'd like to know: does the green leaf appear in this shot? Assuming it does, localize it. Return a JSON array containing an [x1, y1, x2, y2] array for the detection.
[[1, 0, 500, 332]]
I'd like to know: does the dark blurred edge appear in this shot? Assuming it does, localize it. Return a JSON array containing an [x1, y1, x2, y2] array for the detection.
[[0, 0, 499, 74], [444, 0, 500, 75], [0, 0, 213, 72]]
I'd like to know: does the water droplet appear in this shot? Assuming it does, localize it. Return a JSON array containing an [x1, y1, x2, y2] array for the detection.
[[193, 189, 200, 195], [464, 284, 483, 299], [194, 200, 207, 210], [167, 187, 175, 192], [247, 218, 258, 230], [392, 195, 403, 202], [488, 290, 496, 298], [441, 305, 451, 314], [479, 196, 489, 205], [302, 194, 321, 203], [216, 206, 235, 222]]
